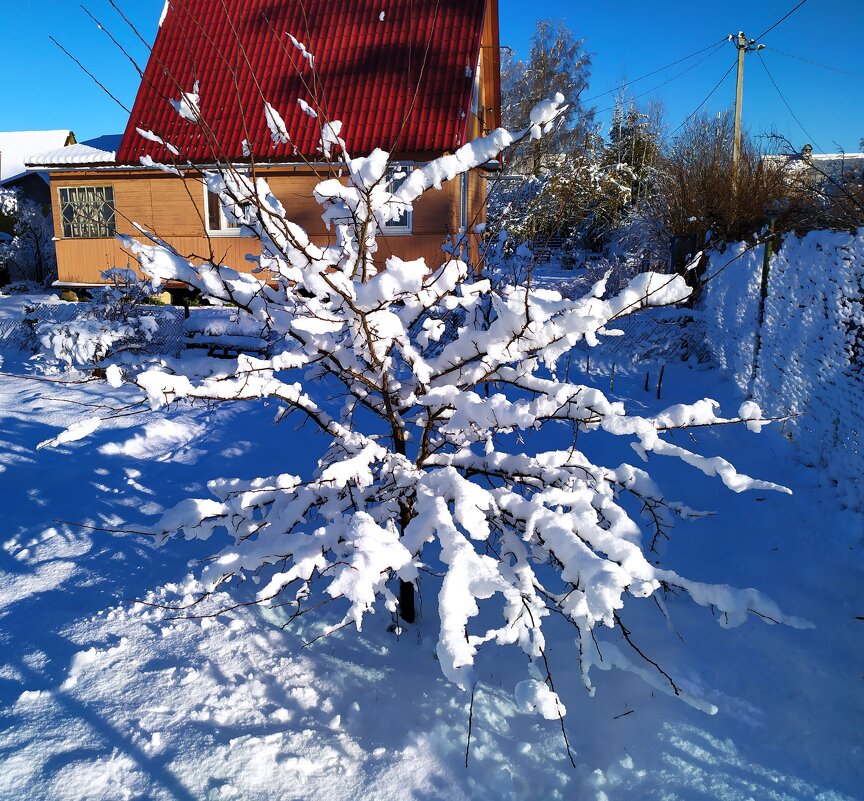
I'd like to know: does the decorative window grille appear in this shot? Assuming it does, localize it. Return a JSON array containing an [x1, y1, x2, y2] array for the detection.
[[382, 164, 413, 233], [59, 186, 116, 239]]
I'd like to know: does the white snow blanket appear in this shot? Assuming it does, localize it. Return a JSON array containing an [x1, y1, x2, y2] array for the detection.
[[0, 338, 860, 800]]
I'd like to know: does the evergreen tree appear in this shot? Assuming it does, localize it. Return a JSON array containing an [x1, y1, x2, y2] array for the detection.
[[606, 97, 663, 205]]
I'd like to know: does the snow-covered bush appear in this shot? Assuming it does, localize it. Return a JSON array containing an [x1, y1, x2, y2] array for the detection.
[[655, 112, 791, 252], [34, 269, 159, 369], [77, 76, 817, 727], [487, 151, 636, 265], [37, 318, 155, 368]]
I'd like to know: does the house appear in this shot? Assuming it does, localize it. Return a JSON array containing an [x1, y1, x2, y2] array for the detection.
[[1, 130, 76, 236], [27, 0, 502, 289], [762, 146, 864, 229], [0, 130, 76, 184], [765, 146, 864, 194]]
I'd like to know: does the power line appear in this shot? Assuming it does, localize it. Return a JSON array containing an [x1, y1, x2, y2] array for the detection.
[[585, 1, 807, 112], [755, 0, 808, 40], [594, 41, 728, 116], [666, 58, 738, 139], [583, 37, 729, 104], [572, 0, 822, 152], [763, 46, 864, 81], [757, 51, 822, 151]]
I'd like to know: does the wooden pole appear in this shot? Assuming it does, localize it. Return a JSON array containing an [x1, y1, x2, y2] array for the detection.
[[732, 32, 747, 175]]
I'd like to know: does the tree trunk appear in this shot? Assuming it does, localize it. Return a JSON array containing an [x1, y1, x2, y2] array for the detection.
[[399, 579, 416, 623]]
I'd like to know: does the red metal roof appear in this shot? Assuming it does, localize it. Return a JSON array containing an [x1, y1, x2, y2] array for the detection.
[[116, 0, 488, 165]]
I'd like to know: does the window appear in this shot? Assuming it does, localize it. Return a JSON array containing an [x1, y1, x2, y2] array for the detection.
[[470, 58, 482, 120], [205, 187, 241, 235], [59, 186, 116, 239], [382, 164, 412, 234]]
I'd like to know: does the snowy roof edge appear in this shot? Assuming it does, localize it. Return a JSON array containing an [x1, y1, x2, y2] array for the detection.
[[26, 143, 117, 168], [764, 152, 864, 162]]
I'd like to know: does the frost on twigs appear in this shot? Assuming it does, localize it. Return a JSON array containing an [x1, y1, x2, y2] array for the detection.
[[117, 94, 807, 721]]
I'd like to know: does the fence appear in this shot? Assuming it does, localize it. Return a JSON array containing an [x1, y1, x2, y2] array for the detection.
[[0, 301, 186, 356], [702, 229, 864, 511], [0, 301, 278, 360]]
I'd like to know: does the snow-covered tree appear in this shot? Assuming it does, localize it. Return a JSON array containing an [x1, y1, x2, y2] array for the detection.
[[487, 148, 636, 261], [501, 20, 593, 177], [0, 187, 57, 286], [67, 45, 807, 726], [606, 96, 663, 206]]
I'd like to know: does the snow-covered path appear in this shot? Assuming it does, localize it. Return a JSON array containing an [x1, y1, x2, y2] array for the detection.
[[0, 348, 861, 801]]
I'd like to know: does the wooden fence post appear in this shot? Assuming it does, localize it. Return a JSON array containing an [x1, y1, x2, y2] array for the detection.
[[750, 219, 776, 394]]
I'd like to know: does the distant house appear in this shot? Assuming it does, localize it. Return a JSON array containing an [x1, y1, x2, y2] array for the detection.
[[0, 130, 76, 184], [0, 130, 76, 235], [24, 134, 123, 211], [27, 0, 502, 288], [1, 132, 77, 285], [763, 146, 864, 228], [765, 146, 864, 192]]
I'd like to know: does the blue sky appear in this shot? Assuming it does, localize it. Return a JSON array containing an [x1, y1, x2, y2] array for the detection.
[[0, 0, 861, 153], [500, 0, 864, 153]]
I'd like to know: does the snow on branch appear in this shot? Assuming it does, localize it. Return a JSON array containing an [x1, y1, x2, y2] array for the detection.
[[286, 33, 314, 68], [264, 102, 291, 146], [136, 127, 179, 156], [169, 80, 201, 123], [103, 94, 808, 721]]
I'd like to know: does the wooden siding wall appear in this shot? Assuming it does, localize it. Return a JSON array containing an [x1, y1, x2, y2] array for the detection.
[[467, 169, 488, 267], [480, 0, 501, 134], [52, 167, 474, 285]]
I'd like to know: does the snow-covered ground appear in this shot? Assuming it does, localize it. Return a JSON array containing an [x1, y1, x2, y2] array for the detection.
[[0, 313, 861, 801]]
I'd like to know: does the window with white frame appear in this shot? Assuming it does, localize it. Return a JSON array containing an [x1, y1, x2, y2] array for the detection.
[[460, 172, 469, 231], [470, 58, 482, 120], [59, 186, 116, 239], [205, 186, 241, 235], [382, 164, 413, 233]]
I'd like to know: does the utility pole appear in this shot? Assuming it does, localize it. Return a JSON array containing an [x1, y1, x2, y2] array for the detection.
[[731, 32, 765, 173]]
